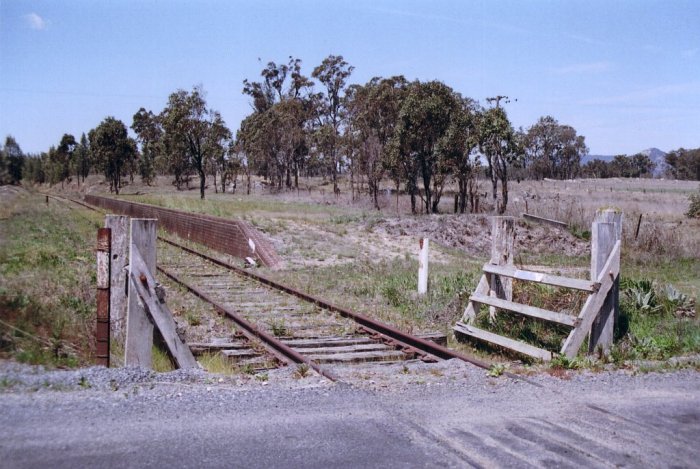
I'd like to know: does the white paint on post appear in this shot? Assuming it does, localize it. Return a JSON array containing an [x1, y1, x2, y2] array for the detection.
[[418, 238, 429, 295], [125, 218, 157, 368], [105, 215, 129, 344]]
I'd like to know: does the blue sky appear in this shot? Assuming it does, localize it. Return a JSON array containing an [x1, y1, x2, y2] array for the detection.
[[1, 0, 698, 155]]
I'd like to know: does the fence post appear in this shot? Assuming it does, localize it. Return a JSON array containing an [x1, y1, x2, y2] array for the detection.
[[96, 228, 111, 367], [125, 218, 157, 368], [489, 216, 515, 320], [105, 215, 129, 346], [418, 238, 429, 295], [589, 208, 622, 355]]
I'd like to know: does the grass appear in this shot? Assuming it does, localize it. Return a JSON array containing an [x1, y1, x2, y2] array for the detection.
[[198, 352, 237, 375], [0, 190, 102, 368]]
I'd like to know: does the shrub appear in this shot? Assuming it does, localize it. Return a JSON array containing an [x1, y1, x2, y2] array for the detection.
[[686, 187, 700, 218]]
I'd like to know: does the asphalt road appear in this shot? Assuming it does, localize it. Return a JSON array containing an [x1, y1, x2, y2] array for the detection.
[[1, 369, 698, 468]]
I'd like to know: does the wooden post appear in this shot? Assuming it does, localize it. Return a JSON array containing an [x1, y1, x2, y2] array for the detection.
[[588, 208, 622, 355], [125, 218, 157, 368], [418, 238, 429, 295], [96, 228, 111, 367], [105, 215, 129, 344], [488, 217, 515, 321]]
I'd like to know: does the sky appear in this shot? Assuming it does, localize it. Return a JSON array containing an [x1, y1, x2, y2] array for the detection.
[[1, 0, 699, 156]]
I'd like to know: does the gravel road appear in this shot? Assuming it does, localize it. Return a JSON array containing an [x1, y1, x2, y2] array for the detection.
[[1, 359, 698, 468]]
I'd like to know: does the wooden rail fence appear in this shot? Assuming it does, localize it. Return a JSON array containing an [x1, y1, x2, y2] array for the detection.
[[454, 209, 622, 361]]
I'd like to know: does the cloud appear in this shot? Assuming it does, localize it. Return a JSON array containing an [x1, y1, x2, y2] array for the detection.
[[553, 61, 612, 74], [24, 12, 48, 31]]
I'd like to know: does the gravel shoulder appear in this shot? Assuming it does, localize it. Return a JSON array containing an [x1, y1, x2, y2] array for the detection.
[[1, 360, 698, 468]]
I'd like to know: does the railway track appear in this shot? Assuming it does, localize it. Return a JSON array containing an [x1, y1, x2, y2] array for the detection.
[[157, 237, 457, 380], [45, 192, 491, 379]]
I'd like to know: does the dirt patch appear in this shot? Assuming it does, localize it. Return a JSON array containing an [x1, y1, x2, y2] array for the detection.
[[374, 214, 589, 259]]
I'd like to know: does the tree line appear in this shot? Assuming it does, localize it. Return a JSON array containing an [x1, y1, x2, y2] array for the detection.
[[4, 54, 698, 211]]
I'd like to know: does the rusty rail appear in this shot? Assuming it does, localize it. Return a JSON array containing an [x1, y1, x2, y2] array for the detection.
[[159, 236, 492, 370], [157, 266, 339, 382]]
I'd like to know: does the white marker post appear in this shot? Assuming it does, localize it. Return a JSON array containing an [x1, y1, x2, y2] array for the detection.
[[418, 238, 429, 295]]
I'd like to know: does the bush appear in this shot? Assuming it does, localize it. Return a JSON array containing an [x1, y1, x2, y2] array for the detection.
[[686, 187, 700, 218]]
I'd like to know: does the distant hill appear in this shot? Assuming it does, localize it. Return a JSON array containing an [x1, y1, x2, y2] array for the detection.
[[582, 148, 667, 176]]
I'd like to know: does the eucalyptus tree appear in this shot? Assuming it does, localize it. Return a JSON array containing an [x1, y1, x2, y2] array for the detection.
[[523, 116, 587, 180], [311, 55, 354, 193], [160, 86, 231, 199], [0, 136, 24, 185], [438, 98, 482, 213], [88, 117, 137, 194], [391, 80, 460, 213], [480, 105, 521, 214], [239, 57, 314, 191], [132, 108, 162, 185], [346, 76, 408, 209], [72, 133, 91, 184]]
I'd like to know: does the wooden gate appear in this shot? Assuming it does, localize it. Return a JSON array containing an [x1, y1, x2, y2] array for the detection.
[[454, 210, 622, 361]]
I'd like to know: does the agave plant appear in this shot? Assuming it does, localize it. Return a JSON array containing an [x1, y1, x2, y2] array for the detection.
[[625, 282, 663, 314], [665, 285, 696, 318]]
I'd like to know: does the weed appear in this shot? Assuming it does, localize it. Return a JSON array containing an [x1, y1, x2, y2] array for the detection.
[[400, 365, 410, 374], [151, 346, 175, 372], [255, 373, 269, 382], [78, 376, 91, 388], [198, 352, 237, 375], [488, 363, 508, 377], [293, 363, 311, 379], [550, 354, 580, 370], [185, 311, 202, 326], [268, 318, 288, 337]]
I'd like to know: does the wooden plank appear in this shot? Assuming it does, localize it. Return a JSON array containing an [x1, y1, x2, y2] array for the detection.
[[470, 294, 578, 327], [453, 322, 552, 361], [482, 264, 600, 292], [589, 210, 622, 355], [105, 215, 129, 343], [560, 240, 620, 359], [125, 219, 157, 368], [522, 213, 568, 228], [303, 349, 407, 364], [489, 217, 515, 320], [294, 343, 392, 355], [461, 274, 489, 323], [129, 246, 198, 368]]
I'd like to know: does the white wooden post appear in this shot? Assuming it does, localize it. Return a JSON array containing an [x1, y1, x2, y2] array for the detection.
[[589, 208, 622, 355], [105, 215, 128, 344], [125, 218, 157, 367], [418, 238, 429, 295], [488, 217, 515, 321]]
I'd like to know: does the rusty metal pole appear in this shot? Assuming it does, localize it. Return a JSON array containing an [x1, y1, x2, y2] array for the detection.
[[96, 227, 111, 367]]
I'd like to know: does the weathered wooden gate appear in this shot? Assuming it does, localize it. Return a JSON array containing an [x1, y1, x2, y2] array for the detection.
[[454, 210, 622, 361]]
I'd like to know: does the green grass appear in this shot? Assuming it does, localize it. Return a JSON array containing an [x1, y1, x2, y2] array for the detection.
[[0, 190, 102, 367]]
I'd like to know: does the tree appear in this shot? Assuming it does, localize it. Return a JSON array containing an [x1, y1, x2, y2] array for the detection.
[[89, 117, 136, 194], [71, 133, 91, 184], [523, 116, 587, 180], [346, 76, 408, 209], [391, 80, 461, 213], [0, 136, 24, 185], [438, 98, 482, 213], [665, 148, 700, 180], [239, 57, 314, 192], [480, 104, 521, 214], [49, 134, 76, 188], [131, 108, 162, 185], [160, 86, 232, 199], [312, 55, 354, 194]]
